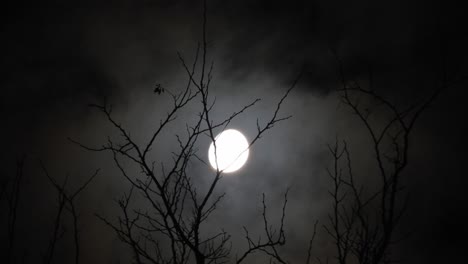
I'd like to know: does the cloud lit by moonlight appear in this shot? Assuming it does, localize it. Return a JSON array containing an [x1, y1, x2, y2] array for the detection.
[[208, 129, 249, 173]]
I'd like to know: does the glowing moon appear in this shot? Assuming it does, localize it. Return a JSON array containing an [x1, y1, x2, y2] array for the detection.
[[208, 129, 249, 173]]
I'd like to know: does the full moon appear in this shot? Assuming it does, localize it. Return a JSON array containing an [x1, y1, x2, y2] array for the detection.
[[208, 129, 249, 173]]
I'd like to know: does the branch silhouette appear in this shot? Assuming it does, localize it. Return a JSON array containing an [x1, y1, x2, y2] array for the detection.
[[70, 1, 298, 263]]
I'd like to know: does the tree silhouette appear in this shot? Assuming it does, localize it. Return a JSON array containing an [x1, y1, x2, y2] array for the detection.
[[70, 1, 299, 263], [312, 59, 449, 264], [0, 158, 97, 264], [40, 162, 99, 264], [3, 158, 25, 264]]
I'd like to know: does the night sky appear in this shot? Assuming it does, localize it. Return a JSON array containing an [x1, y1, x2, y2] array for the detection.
[[1, 0, 467, 263]]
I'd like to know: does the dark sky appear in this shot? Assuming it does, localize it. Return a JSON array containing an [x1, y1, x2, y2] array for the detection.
[[1, 0, 467, 263]]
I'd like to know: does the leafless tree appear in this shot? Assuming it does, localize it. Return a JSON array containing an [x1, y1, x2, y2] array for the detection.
[[1, 158, 97, 264], [71, 1, 299, 263], [40, 162, 99, 264], [314, 59, 451, 264], [2, 157, 25, 264]]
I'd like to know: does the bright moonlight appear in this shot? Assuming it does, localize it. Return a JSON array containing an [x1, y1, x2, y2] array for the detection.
[[208, 129, 249, 173]]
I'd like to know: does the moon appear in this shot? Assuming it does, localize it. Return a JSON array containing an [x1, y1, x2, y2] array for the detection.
[[208, 129, 249, 173]]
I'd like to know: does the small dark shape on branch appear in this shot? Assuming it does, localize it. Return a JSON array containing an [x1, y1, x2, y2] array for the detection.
[[153, 83, 165, 95]]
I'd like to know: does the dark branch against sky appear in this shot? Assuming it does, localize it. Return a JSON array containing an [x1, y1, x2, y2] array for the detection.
[[1, 0, 467, 263]]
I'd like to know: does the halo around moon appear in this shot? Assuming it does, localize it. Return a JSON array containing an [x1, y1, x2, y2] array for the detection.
[[208, 129, 249, 173]]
